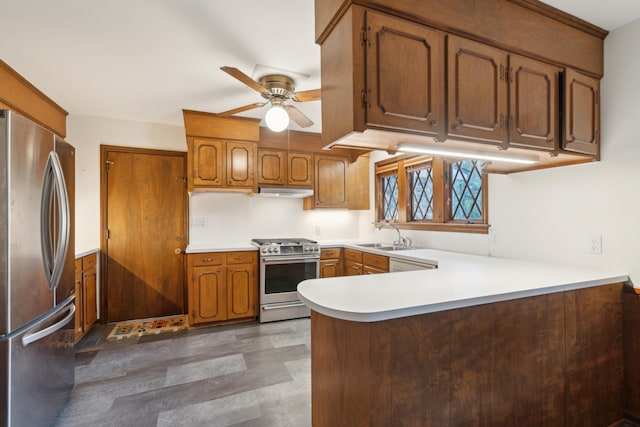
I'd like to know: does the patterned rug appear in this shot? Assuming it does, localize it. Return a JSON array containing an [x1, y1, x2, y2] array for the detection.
[[106, 314, 188, 340]]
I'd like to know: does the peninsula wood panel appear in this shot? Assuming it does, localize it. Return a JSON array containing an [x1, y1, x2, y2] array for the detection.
[[624, 288, 640, 420], [311, 283, 625, 426]]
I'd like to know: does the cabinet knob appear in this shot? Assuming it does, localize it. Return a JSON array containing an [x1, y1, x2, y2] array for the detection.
[[430, 120, 438, 127], [203, 258, 213, 262]]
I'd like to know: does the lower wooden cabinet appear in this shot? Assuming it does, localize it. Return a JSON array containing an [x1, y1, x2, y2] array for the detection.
[[74, 252, 98, 341], [320, 248, 343, 278], [343, 248, 389, 276], [187, 251, 258, 326]]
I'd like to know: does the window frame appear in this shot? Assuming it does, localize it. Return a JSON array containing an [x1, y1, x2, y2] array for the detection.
[[375, 154, 489, 234]]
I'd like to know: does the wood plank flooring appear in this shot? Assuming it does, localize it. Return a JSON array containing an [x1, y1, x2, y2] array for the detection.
[[55, 319, 311, 427]]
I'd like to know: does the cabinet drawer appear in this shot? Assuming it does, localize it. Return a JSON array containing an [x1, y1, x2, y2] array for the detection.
[[191, 253, 224, 266], [344, 260, 363, 276], [344, 248, 363, 263], [82, 253, 97, 270], [321, 248, 342, 260], [226, 251, 258, 265], [363, 253, 389, 272], [75, 258, 82, 273]]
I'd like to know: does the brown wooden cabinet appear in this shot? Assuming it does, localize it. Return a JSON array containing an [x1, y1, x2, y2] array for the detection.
[[448, 36, 561, 151], [304, 153, 370, 210], [344, 248, 389, 276], [364, 10, 445, 140], [317, 4, 603, 171], [344, 249, 363, 276], [563, 69, 600, 156], [187, 251, 258, 326], [320, 248, 343, 278], [258, 149, 313, 187], [74, 252, 98, 341], [188, 138, 256, 191]]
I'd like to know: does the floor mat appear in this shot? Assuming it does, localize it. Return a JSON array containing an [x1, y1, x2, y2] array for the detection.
[[106, 314, 188, 340]]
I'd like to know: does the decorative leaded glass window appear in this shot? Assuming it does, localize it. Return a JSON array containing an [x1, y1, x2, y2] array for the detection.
[[380, 171, 398, 221], [450, 160, 484, 222], [408, 162, 433, 221]]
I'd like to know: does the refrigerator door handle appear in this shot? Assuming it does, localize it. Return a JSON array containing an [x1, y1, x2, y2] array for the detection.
[[21, 302, 75, 347], [40, 151, 70, 291]]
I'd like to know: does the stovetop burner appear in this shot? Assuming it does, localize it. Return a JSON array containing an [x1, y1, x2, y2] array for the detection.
[[251, 238, 318, 246], [251, 238, 320, 256]]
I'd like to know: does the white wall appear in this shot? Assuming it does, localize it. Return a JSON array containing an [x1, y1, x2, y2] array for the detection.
[[66, 115, 186, 253], [488, 18, 640, 283]]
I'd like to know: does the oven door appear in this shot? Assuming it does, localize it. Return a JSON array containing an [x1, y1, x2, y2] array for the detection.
[[260, 255, 320, 305]]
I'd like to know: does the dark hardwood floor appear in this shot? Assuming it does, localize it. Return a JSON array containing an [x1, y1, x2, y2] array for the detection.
[[55, 318, 311, 426]]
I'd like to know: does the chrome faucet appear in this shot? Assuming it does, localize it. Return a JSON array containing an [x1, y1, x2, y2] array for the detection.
[[378, 221, 412, 249]]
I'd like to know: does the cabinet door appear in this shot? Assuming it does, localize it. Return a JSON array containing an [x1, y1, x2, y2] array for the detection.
[[365, 10, 445, 140], [288, 152, 313, 186], [74, 271, 83, 339], [320, 259, 343, 278], [226, 141, 256, 187], [563, 69, 600, 156], [314, 155, 348, 208], [226, 263, 257, 320], [509, 55, 560, 150], [192, 138, 224, 187], [344, 260, 363, 276], [190, 266, 226, 324], [258, 149, 286, 185], [83, 267, 97, 330], [448, 36, 508, 146]]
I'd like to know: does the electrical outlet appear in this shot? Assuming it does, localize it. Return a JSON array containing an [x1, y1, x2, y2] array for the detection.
[[192, 217, 207, 228], [587, 234, 602, 254], [315, 226, 322, 236]]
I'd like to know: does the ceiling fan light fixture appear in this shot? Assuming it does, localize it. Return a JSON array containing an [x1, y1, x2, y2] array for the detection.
[[265, 104, 289, 132]]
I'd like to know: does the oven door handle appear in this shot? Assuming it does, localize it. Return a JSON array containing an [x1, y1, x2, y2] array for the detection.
[[261, 256, 320, 263], [262, 302, 307, 310]]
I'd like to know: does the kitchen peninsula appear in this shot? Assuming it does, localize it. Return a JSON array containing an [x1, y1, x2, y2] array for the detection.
[[298, 249, 631, 425]]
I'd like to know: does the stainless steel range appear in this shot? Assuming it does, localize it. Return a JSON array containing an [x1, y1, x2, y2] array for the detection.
[[251, 238, 320, 322]]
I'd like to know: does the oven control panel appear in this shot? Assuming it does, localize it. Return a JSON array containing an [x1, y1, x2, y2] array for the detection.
[[259, 244, 320, 256]]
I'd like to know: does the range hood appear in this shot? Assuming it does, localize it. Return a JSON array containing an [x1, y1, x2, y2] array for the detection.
[[257, 185, 314, 198]]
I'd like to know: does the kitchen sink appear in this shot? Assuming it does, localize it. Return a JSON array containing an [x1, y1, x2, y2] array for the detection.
[[355, 243, 420, 251]]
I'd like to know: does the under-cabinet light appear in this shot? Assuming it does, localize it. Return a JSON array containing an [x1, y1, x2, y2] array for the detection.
[[396, 142, 538, 165]]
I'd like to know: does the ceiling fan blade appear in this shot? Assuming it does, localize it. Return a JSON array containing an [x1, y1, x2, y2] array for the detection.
[[292, 89, 321, 102], [217, 102, 265, 117], [220, 66, 270, 95], [284, 104, 314, 128]]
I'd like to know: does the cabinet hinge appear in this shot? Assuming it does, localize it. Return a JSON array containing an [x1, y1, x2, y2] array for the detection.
[[361, 89, 368, 109], [106, 229, 111, 239], [105, 159, 114, 171], [361, 25, 368, 46]]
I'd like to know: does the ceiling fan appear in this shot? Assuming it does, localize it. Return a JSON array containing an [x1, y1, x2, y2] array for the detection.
[[218, 65, 321, 132]]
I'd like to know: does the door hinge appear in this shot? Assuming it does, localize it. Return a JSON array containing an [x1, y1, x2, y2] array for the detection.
[[361, 25, 369, 46], [105, 159, 114, 171], [106, 229, 111, 239], [361, 89, 368, 109]]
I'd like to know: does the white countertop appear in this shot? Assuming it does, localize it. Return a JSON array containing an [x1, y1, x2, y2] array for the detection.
[[297, 248, 629, 323]]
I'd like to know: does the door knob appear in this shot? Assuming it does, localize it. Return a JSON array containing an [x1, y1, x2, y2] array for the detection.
[[175, 248, 182, 254]]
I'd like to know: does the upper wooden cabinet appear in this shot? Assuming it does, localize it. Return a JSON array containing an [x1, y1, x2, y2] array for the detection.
[[188, 137, 256, 192], [448, 36, 561, 151], [304, 153, 369, 210], [364, 11, 445, 140], [316, 4, 606, 172], [563, 69, 600, 156], [258, 149, 313, 186]]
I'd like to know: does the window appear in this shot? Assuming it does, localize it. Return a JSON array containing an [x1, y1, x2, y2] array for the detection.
[[375, 155, 488, 233]]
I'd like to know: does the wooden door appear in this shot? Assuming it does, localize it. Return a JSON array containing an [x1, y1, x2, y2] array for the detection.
[[563, 69, 600, 156], [287, 152, 313, 186], [190, 266, 226, 324], [509, 55, 560, 150], [314, 155, 348, 208], [365, 10, 445, 140], [226, 141, 256, 187], [191, 138, 224, 187], [257, 149, 286, 185], [226, 263, 257, 320], [102, 147, 187, 322], [447, 35, 508, 146]]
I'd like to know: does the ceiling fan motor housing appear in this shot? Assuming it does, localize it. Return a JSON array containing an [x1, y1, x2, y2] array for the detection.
[[259, 74, 296, 99]]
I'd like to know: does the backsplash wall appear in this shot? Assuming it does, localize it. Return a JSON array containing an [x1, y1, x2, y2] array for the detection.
[[188, 192, 364, 248]]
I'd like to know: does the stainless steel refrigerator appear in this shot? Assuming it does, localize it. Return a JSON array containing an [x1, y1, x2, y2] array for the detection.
[[0, 110, 76, 426]]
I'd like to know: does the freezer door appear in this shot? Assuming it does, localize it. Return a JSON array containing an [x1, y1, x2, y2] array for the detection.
[[54, 137, 75, 304], [4, 297, 75, 426]]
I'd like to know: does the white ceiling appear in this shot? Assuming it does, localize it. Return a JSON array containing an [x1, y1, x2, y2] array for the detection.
[[0, 0, 638, 134]]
